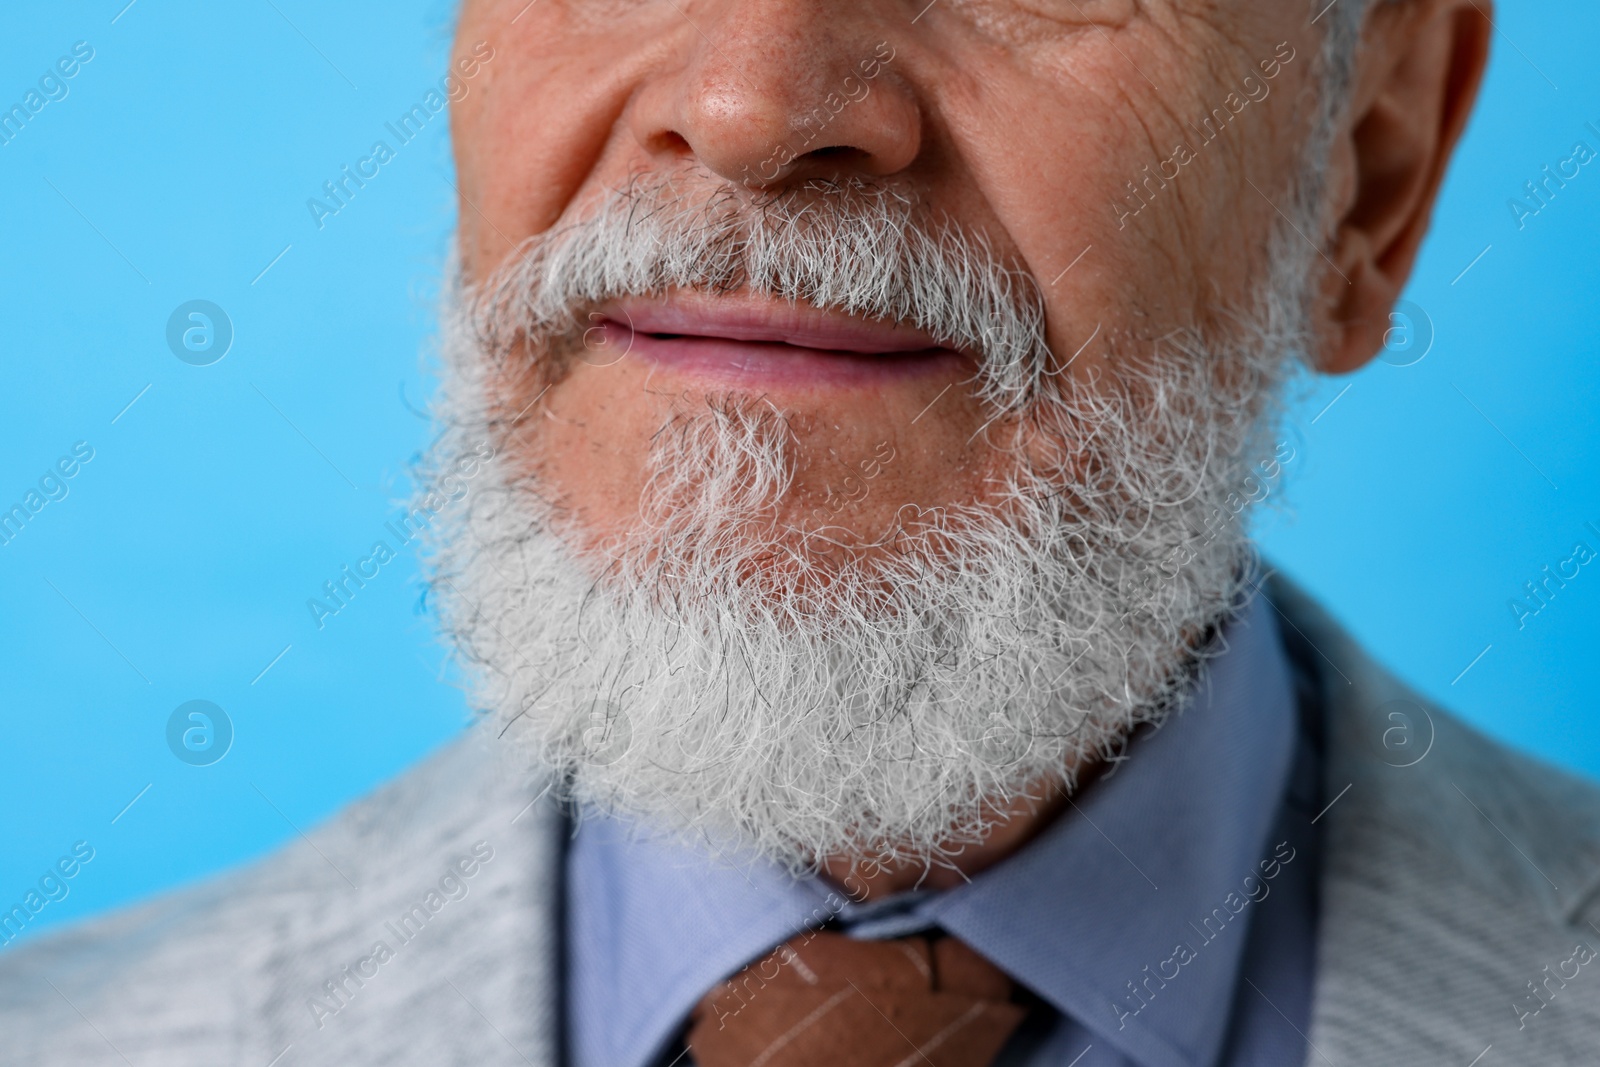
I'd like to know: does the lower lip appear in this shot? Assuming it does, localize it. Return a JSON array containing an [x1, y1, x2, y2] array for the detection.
[[588, 320, 968, 389]]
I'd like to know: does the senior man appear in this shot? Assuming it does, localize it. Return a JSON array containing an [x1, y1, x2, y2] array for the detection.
[[6, 0, 1600, 1064]]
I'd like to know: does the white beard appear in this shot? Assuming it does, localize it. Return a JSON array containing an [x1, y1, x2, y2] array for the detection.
[[423, 178, 1313, 874]]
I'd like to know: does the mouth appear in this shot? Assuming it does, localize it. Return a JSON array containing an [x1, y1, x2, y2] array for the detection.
[[590, 291, 970, 388]]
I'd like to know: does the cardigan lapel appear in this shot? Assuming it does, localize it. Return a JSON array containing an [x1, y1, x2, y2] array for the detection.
[[1267, 573, 1600, 1065]]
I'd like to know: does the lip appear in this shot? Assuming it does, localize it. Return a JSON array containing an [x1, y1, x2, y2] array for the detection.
[[591, 292, 968, 388]]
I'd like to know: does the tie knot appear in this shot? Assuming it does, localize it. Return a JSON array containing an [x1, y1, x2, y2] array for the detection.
[[689, 930, 1026, 1067]]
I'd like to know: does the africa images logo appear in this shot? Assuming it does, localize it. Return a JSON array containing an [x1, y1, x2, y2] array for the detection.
[[306, 42, 494, 231], [165, 700, 234, 767]]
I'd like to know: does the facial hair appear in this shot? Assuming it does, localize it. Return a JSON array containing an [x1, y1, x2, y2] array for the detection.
[[423, 176, 1312, 875]]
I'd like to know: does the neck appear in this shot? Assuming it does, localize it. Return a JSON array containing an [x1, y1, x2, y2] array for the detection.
[[816, 630, 1213, 901]]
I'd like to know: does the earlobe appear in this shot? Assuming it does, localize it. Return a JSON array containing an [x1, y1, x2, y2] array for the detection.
[[1311, 0, 1493, 374], [1322, 234, 1398, 374]]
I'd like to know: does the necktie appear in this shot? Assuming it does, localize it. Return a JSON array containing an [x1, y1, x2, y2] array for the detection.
[[687, 930, 1028, 1067]]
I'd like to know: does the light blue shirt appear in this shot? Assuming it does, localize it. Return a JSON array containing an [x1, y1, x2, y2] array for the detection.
[[566, 589, 1322, 1067]]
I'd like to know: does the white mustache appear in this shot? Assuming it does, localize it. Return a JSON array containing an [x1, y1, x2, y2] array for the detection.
[[462, 174, 1053, 411]]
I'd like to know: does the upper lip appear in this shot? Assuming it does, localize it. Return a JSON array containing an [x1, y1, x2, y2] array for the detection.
[[599, 291, 950, 355]]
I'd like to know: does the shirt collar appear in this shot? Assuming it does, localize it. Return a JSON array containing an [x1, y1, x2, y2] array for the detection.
[[924, 591, 1298, 1067], [566, 590, 1297, 1067], [566, 807, 836, 1067]]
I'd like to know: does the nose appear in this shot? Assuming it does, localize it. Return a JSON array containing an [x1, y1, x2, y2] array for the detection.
[[627, 2, 922, 190]]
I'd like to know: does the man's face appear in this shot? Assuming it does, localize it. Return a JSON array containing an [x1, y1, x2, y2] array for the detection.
[[431, 0, 1332, 870], [449, 0, 1318, 550]]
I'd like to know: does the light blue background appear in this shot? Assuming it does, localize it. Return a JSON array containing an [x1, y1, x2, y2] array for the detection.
[[1, 0, 1595, 945]]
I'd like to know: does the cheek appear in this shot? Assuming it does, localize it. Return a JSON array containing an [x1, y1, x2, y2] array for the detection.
[[512, 359, 668, 547], [453, 10, 668, 280], [928, 33, 1282, 365], [931, 69, 1164, 373]]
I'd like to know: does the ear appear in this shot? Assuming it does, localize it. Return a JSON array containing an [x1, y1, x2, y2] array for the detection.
[[1313, 0, 1493, 374]]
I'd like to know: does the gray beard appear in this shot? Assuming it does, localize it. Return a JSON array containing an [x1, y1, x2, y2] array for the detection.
[[422, 179, 1312, 874]]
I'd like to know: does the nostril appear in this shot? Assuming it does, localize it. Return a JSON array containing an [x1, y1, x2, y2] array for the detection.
[[651, 130, 694, 156], [782, 144, 873, 182]]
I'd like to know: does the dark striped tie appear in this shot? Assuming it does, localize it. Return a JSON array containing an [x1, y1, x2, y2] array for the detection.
[[688, 930, 1027, 1067]]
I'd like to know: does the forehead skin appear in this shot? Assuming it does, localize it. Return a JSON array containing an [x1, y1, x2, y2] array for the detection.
[[446, 0, 1320, 547]]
